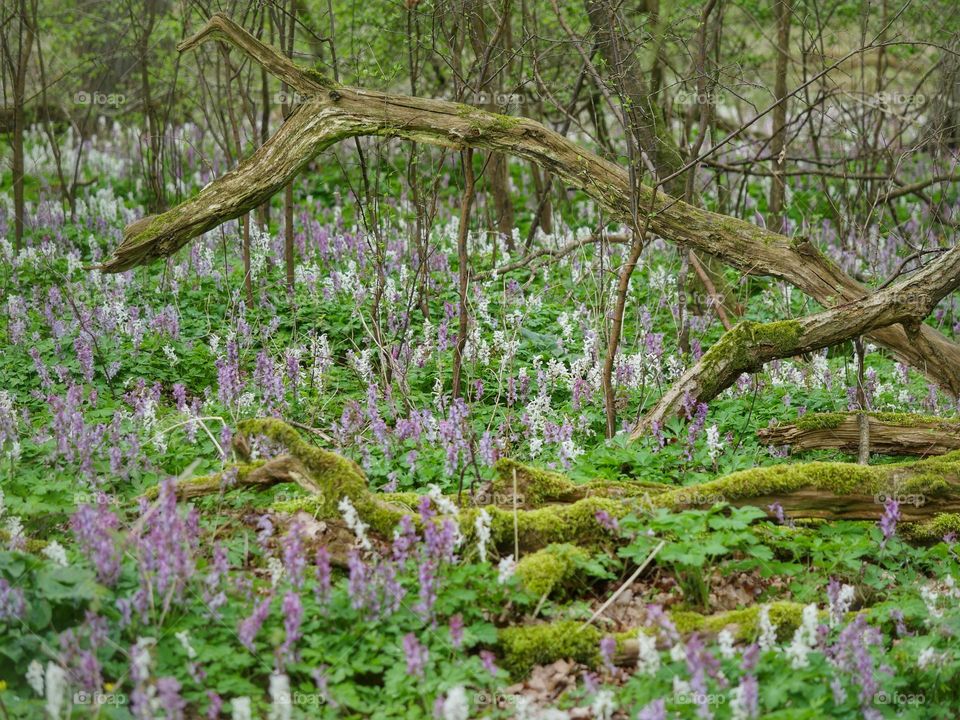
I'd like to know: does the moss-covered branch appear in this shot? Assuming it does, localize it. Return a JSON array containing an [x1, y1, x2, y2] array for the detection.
[[632, 247, 960, 439]]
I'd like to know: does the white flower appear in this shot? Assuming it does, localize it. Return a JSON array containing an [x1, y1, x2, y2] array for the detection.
[[497, 555, 516, 585], [636, 631, 660, 676], [231, 696, 252, 720], [785, 604, 819, 669], [267, 557, 285, 588], [44, 663, 68, 720], [920, 586, 943, 619], [475, 509, 492, 563], [717, 629, 737, 659], [42, 541, 68, 566], [917, 647, 946, 669], [162, 345, 179, 365], [26, 660, 44, 695], [175, 630, 197, 659], [706, 424, 723, 460], [669, 641, 686, 663], [268, 672, 291, 720], [590, 689, 616, 720], [428, 484, 459, 516], [758, 605, 779, 651], [441, 686, 469, 720], [829, 584, 855, 627], [338, 497, 372, 550], [672, 674, 691, 698]]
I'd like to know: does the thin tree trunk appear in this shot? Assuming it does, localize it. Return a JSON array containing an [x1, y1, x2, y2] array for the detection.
[[452, 149, 476, 400], [768, 0, 792, 232]]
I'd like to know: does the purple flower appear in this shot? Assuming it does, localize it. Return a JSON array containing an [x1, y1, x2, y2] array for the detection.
[[282, 521, 306, 589], [134, 478, 199, 608], [206, 691, 223, 720], [71, 501, 122, 585], [347, 551, 368, 610], [449, 614, 464, 649], [480, 649, 499, 675], [402, 633, 429, 677], [595, 510, 619, 533], [238, 595, 273, 651], [216, 340, 242, 408], [637, 699, 666, 720], [155, 677, 186, 720], [315, 547, 332, 605], [878, 498, 900, 545], [280, 591, 303, 662], [600, 635, 617, 673]]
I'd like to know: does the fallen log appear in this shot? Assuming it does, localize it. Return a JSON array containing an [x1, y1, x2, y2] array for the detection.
[[757, 412, 960, 457], [97, 13, 960, 398], [161, 420, 960, 552]]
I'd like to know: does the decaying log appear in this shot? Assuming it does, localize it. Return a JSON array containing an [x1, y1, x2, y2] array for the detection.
[[758, 412, 960, 456], [96, 13, 960, 398], [631, 248, 960, 438], [164, 419, 960, 555]]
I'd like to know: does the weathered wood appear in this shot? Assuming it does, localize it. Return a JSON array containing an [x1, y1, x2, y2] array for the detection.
[[758, 412, 960, 457], [632, 249, 960, 438], [96, 13, 960, 397]]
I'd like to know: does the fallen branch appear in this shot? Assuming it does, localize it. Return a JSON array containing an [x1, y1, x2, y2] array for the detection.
[[758, 412, 960, 457], [97, 13, 960, 397]]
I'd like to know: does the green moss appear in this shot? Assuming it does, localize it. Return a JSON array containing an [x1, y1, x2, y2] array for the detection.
[[794, 411, 958, 431], [498, 621, 600, 677], [902, 513, 960, 542], [515, 544, 590, 598], [656, 462, 883, 506], [497, 603, 811, 678], [485, 496, 626, 550], [491, 459, 666, 508], [492, 459, 581, 506], [794, 412, 848, 431]]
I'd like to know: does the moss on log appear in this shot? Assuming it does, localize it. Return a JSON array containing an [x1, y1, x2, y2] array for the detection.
[[498, 602, 812, 677]]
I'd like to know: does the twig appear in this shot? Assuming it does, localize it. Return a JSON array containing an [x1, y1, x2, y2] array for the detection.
[[579, 540, 665, 632]]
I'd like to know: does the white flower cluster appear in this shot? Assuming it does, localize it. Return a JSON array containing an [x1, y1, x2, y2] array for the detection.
[[339, 496, 372, 550], [785, 603, 819, 669], [475, 509, 492, 562], [757, 605, 779, 651], [636, 631, 660, 676]]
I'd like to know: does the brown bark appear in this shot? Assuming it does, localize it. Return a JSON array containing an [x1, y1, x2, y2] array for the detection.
[[768, 0, 792, 232], [97, 13, 960, 399], [759, 413, 960, 457]]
